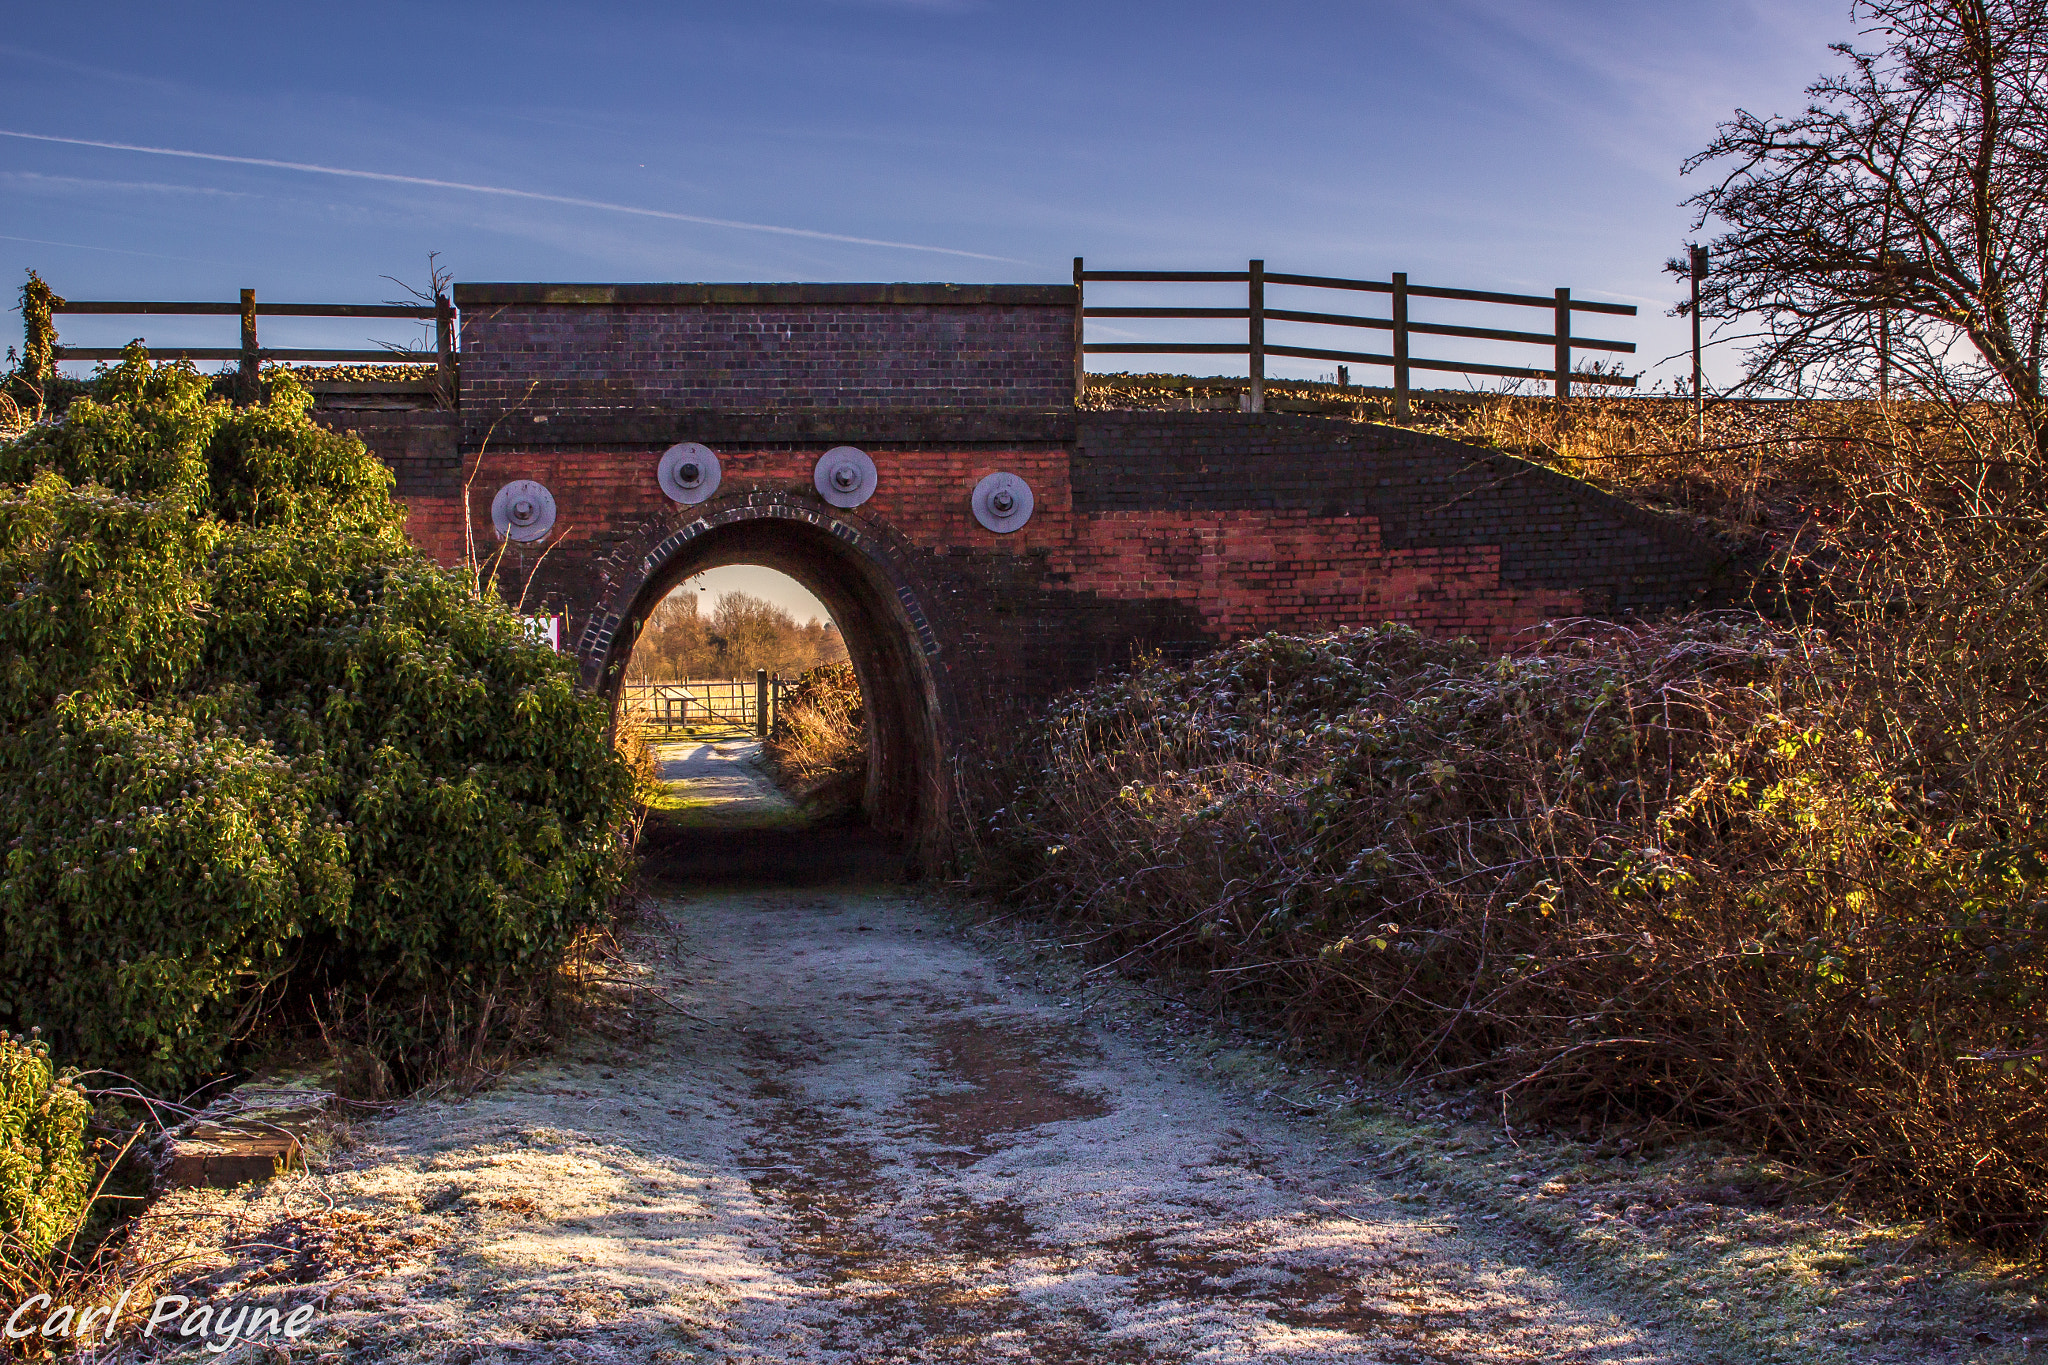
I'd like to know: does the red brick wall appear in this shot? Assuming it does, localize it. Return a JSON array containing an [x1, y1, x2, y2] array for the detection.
[[1055, 511, 1581, 651], [329, 406, 1726, 704], [412, 440, 1595, 659], [329, 406, 1729, 833]]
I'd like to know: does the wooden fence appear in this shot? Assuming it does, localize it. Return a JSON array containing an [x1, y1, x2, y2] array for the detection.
[[48, 290, 456, 405], [621, 675, 784, 737], [1075, 259, 1638, 417]]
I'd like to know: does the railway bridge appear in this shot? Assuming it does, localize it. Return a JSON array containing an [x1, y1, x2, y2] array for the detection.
[[306, 280, 1727, 838]]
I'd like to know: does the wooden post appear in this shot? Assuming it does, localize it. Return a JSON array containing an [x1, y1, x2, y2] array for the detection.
[[755, 669, 769, 738], [1392, 272, 1411, 421], [1553, 287, 1572, 420], [1073, 257, 1087, 404], [1689, 244, 1708, 444], [238, 289, 259, 406], [435, 291, 456, 410], [1247, 259, 1265, 414]]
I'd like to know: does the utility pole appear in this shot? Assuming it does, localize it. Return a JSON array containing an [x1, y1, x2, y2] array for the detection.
[[1689, 244, 1709, 445]]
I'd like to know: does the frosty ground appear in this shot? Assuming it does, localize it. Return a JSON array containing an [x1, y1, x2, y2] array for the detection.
[[127, 740, 2037, 1363]]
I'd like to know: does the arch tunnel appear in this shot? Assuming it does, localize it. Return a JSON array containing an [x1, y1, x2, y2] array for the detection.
[[580, 498, 951, 840]]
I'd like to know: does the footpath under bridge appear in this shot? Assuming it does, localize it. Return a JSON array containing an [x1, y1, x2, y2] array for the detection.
[[39, 263, 1720, 840]]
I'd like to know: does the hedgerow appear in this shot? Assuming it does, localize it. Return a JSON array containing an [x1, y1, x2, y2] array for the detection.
[[0, 346, 631, 1094]]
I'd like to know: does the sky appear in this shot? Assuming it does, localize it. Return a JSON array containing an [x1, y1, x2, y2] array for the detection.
[[1, 0, 1868, 622], [675, 567, 836, 629]]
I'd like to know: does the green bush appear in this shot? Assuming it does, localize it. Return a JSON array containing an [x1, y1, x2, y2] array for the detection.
[[0, 347, 632, 1092], [0, 1031, 91, 1259]]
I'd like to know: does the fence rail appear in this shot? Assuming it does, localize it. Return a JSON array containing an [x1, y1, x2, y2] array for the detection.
[[1075, 259, 1638, 417], [49, 290, 457, 405], [621, 675, 784, 737]]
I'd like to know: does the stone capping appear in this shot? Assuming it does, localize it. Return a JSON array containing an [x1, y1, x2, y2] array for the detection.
[[462, 407, 1078, 449], [452, 282, 1076, 308]]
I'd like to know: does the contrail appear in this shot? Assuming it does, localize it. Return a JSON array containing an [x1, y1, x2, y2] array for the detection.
[[0, 129, 1022, 264]]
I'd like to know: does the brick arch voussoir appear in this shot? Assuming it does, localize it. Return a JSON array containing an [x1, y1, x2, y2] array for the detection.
[[573, 488, 942, 694], [576, 487, 953, 841]]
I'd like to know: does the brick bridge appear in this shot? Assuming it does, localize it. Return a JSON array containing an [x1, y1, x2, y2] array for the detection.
[[328, 282, 1729, 838]]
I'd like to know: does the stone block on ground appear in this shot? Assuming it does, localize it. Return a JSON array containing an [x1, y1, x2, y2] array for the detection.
[[158, 1083, 334, 1190]]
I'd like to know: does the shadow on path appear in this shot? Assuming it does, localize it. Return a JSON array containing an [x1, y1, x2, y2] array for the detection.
[[639, 735, 906, 888]]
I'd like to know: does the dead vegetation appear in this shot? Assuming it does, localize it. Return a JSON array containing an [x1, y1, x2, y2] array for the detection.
[[966, 384, 2048, 1250], [764, 663, 866, 812]]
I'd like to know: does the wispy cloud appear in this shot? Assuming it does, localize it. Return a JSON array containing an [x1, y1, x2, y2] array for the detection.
[[0, 232, 234, 265], [1, 171, 251, 197], [0, 129, 1024, 264], [0, 41, 186, 94]]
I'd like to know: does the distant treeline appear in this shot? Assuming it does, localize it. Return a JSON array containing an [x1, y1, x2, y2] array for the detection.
[[626, 589, 849, 682]]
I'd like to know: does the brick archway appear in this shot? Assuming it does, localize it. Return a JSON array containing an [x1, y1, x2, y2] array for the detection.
[[332, 281, 1735, 853], [581, 492, 951, 839]]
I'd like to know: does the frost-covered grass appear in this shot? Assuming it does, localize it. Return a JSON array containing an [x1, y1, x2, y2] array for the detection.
[[957, 902, 2048, 1363]]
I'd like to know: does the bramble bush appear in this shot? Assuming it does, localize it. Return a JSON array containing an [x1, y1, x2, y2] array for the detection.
[[0, 346, 632, 1095], [965, 606, 2047, 1242]]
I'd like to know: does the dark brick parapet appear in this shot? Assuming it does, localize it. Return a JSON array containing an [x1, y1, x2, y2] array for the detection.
[[1071, 412, 1727, 616], [454, 283, 1075, 308], [455, 283, 1078, 413]]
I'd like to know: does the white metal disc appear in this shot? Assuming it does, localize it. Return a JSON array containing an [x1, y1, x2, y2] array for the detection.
[[491, 479, 557, 542], [971, 470, 1034, 533], [658, 442, 721, 504], [813, 446, 877, 509]]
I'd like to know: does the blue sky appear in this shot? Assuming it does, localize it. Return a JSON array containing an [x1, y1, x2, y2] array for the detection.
[[4, 1, 1863, 393]]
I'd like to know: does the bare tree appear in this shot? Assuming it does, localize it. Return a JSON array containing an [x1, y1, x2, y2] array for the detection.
[[625, 589, 848, 682], [1683, 1, 2048, 447]]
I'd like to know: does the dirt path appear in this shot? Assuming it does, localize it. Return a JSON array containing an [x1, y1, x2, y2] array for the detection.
[[121, 742, 2048, 1363], [132, 750, 1729, 1363], [649, 736, 798, 826], [146, 916, 1705, 1358]]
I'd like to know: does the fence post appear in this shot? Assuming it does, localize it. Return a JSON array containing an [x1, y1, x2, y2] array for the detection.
[[1247, 259, 1265, 414], [435, 290, 456, 410], [1392, 272, 1411, 421], [1689, 243, 1708, 445], [238, 289, 259, 406], [1073, 257, 1087, 404], [755, 669, 768, 738], [1553, 287, 1572, 420]]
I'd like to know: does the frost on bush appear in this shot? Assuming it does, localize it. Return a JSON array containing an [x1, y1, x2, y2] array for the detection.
[[0, 348, 632, 1092], [0, 1030, 91, 1259], [968, 618, 2048, 1241]]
